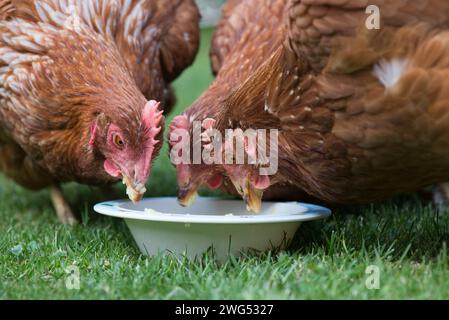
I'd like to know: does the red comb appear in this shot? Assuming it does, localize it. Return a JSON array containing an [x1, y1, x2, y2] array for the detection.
[[142, 100, 163, 145], [169, 114, 189, 146]]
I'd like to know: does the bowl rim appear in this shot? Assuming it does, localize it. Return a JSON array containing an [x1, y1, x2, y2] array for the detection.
[[93, 197, 331, 224]]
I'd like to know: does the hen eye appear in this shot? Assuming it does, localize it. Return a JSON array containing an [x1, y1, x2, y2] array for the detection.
[[113, 134, 125, 148]]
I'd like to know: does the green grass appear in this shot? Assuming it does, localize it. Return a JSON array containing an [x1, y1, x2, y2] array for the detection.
[[1, 28, 449, 299]]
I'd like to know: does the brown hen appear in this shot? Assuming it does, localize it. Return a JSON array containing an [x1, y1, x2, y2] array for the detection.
[[172, 0, 449, 212], [169, 0, 312, 207], [0, 0, 199, 224]]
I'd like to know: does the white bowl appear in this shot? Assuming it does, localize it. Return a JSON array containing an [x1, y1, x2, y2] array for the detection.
[[94, 197, 331, 261]]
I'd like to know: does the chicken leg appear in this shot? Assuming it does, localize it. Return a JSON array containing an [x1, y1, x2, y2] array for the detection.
[[49, 185, 78, 226]]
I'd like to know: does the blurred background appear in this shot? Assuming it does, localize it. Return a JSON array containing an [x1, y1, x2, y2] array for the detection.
[[196, 0, 225, 27]]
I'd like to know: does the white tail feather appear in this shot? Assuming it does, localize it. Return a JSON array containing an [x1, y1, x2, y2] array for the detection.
[[373, 59, 408, 88]]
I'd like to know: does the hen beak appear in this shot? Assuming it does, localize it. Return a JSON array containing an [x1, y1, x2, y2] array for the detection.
[[229, 176, 263, 213], [178, 184, 199, 207], [242, 178, 263, 213], [122, 174, 146, 203]]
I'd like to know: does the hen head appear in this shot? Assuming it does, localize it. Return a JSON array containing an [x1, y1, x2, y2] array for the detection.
[[168, 113, 271, 212], [89, 100, 163, 203], [168, 114, 224, 206]]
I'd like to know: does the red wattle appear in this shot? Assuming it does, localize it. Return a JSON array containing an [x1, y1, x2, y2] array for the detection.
[[253, 175, 270, 190], [207, 174, 224, 190]]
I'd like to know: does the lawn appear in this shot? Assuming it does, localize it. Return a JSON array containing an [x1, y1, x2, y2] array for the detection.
[[1, 28, 449, 300]]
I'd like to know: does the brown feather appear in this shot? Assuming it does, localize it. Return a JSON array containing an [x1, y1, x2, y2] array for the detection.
[[0, 0, 14, 20]]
